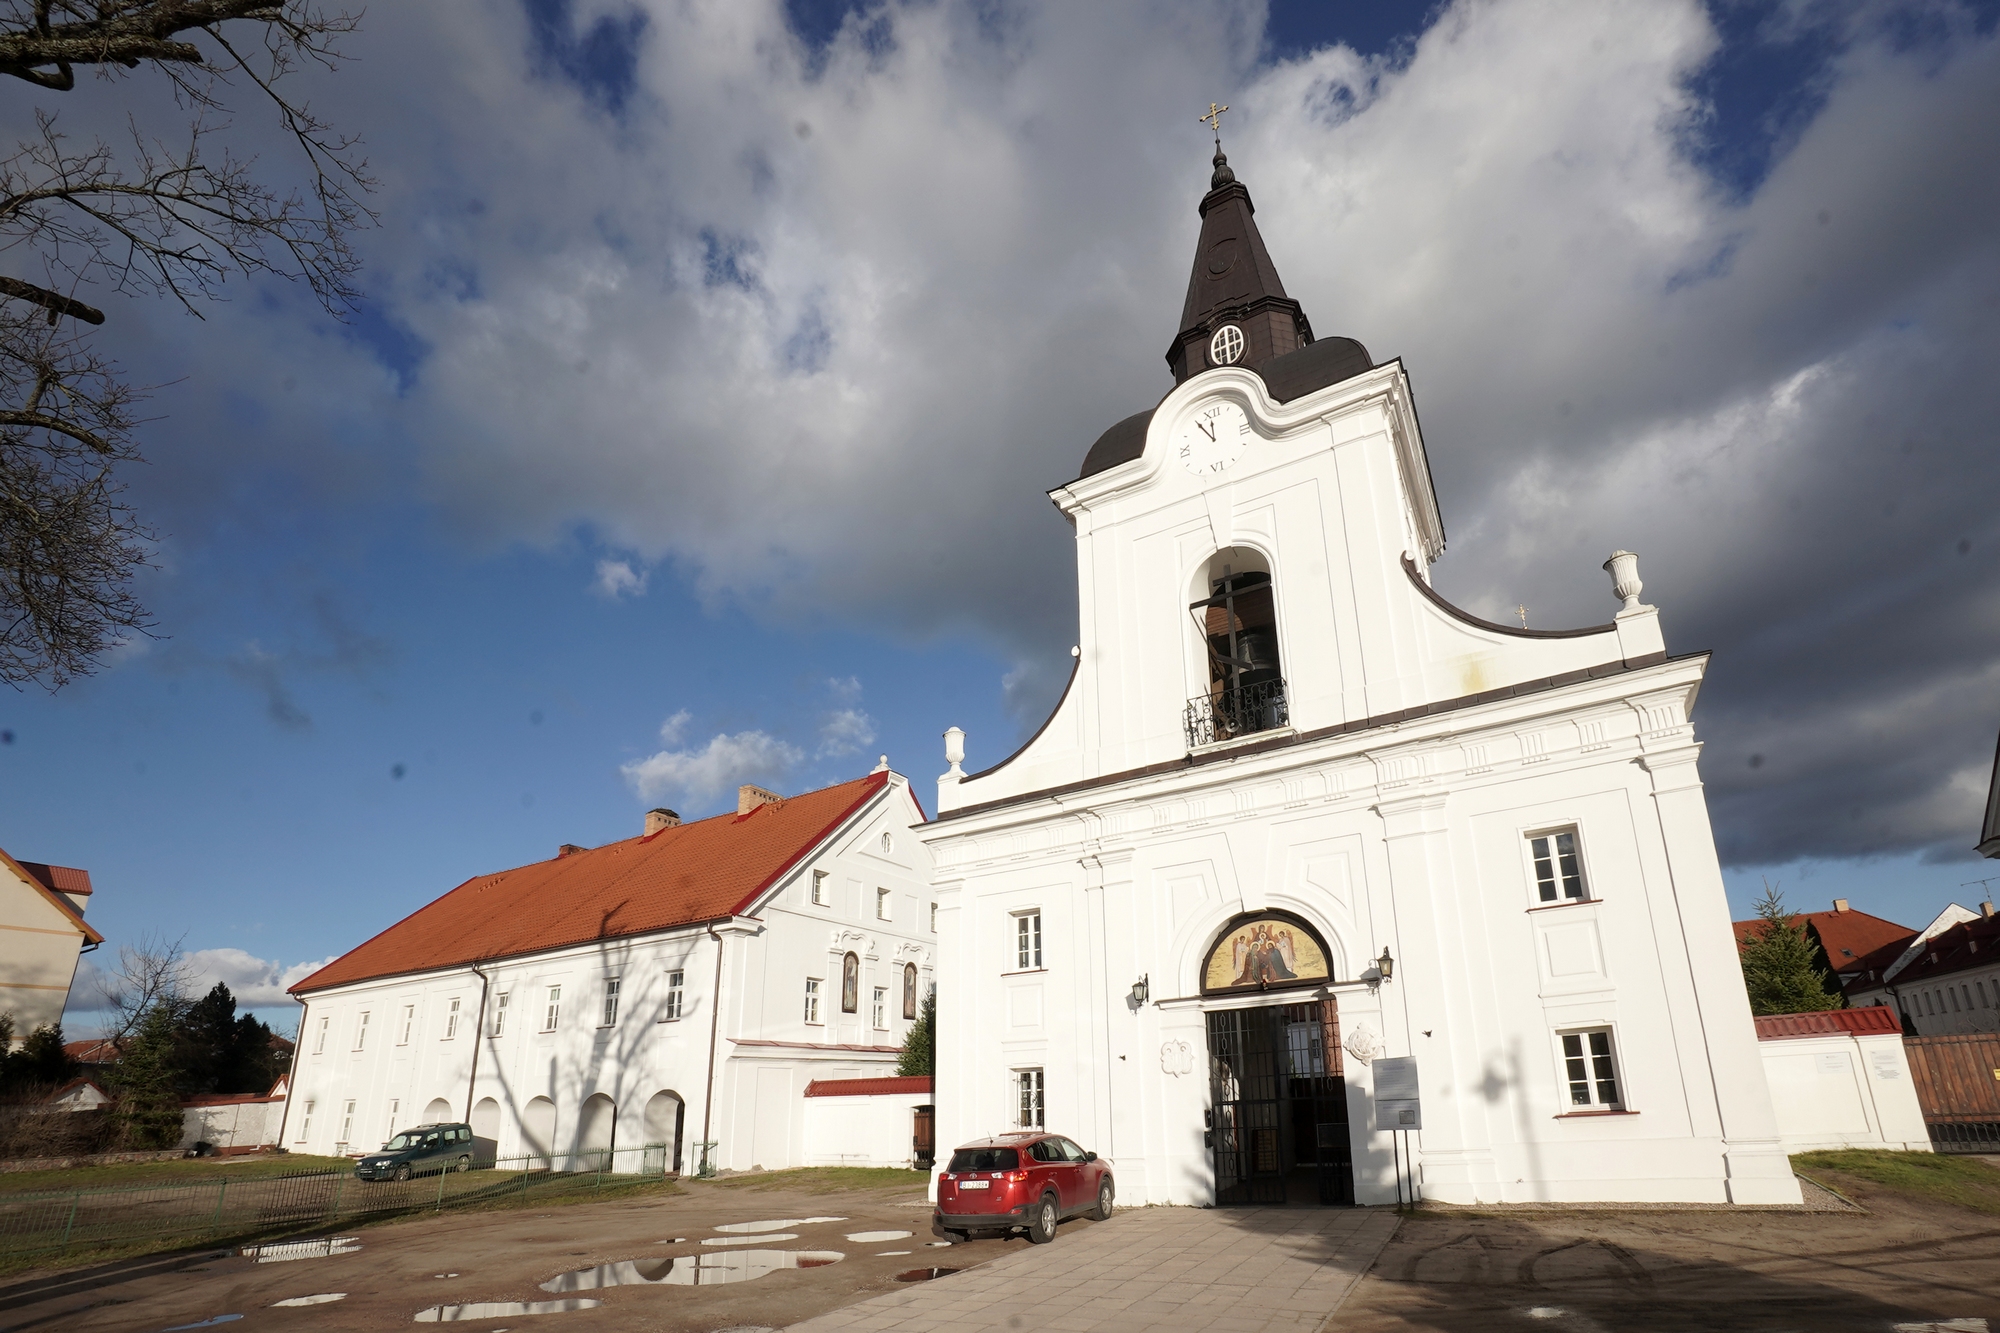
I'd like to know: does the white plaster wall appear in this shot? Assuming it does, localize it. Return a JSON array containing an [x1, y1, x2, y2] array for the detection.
[[180, 1099, 284, 1152], [802, 1091, 931, 1167], [1760, 1033, 1931, 1152], [288, 777, 936, 1175]]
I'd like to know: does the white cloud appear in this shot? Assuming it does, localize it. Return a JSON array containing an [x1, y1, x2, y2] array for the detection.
[[183, 948, 334, 1009], [621, 729, 805, 803], [592, 557, 649, 599], [818, 707, 876, 757], [657, 708, 693, 745]]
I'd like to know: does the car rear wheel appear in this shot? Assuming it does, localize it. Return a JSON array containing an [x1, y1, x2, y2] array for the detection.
[[393, 1164, 411, 1182], [1027, 1193, 1058, 1244], [1093, 1178, 1115, 1222], [455, 1155, 471, 1173]]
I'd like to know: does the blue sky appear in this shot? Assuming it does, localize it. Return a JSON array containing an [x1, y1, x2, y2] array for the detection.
[[4, 0, 1997, 1033]]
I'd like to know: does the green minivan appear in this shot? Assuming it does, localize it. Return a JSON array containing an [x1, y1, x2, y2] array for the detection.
[[354, 1122, 477, 1181]]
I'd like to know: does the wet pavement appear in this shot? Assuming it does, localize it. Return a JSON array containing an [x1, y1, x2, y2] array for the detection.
[[784, 1205, 1399, 1333]]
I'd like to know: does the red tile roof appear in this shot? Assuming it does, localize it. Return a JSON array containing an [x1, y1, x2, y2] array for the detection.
[[16, 860, 93, 897], [1753, 1006, 1902, 1040], [804, 1076, 933, 1098], [293, 773, 898, 995], [0, 846, 103, 945], [1883, 912, 2000, 988], [1732, 906, 1914, 972], [64, 1038, 121, 1064]]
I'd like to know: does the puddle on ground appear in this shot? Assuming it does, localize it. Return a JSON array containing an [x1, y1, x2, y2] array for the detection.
[[895, 1269, 959, 1283], [875, 1251, 911, 1256], [843, 1230, 911, 1243], [711, 1217, 845, 1233], [431, 1273, 460, 1278], [541, 1251, 845, 1290], [700, 1233, 796, 1245], [271, 1295, 347, 1308], [414, 1300, 600, 1321], [924, 1241, 952, 1248], [161, 1319, 243, 1331], [241, 1237, 362, 1264]]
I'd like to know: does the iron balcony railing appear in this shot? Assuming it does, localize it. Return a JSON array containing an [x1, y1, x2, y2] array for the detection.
[[1185, 678, 1289, 749]]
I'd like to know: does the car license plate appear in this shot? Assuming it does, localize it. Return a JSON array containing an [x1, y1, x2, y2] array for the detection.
[[960, 1180, 988, 1189]]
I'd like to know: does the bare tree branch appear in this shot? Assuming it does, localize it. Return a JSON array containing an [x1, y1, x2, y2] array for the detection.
[[94, 930, 194, 1050], [0, 1, 372, 688]]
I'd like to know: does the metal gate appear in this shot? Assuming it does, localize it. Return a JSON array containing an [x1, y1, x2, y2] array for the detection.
[[1206, 999, 1353, 1205], [912, 1105, 935, 1167], [1904, 1034, 2000, 1153]]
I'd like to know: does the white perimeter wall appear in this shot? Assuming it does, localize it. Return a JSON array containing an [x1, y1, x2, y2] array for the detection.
[[1759, 1033, 1930, 1153], [802, 1092, 931, 1168]]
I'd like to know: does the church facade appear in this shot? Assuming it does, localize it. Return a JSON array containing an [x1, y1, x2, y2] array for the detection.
[[920, 145, 1798, 1208], [287, 771, 935, 1174]]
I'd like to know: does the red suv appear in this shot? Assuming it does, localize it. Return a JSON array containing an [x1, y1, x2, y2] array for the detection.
[[933, 1132, 1114, 1244]]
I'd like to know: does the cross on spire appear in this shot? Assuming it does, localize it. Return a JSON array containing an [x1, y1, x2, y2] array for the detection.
[[1200, 101, 1229, 146]]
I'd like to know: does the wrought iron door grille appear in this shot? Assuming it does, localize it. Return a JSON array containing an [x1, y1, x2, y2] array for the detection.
[[1206, 1000, 1353, 1206]]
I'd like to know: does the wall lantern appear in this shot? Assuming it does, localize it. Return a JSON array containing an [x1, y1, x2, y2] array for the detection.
[[1376, 948, 1395, 981], [1130, 974, 1150, 1006]]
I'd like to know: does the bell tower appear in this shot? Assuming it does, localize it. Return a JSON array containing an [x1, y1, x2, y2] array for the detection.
[[1165, 122, 1314, 384]]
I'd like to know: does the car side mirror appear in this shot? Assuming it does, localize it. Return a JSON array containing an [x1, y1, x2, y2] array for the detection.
[[1084, 1152, 1097, 1162]]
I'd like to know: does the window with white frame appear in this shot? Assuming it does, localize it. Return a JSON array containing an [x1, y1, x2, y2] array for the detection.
[[543, 985, 562, 1032], [339, 1099, 355, 1143], [876, 887, 892, 920], [386, 1098, 400, 1137], [804, 977, 823, 1025], [354, 1011, 370, 1051], [1558, 1028, 1622, 1110], [298, 1100, 314, 1141], [1528, 828, 1588, 903], [492, 992, 510, 1037], [602, 977, 622, 1027], [444, 997, 461, 1039], [662, 969, 685, 1021], [872, 986, 887, 1029], [398, 1005, 415, 1045], [313, 1016, 329, 1055], [1015, 911, 1042, 969], [811, 870, 829, 906], [1014, 1068, 1045, 1129]]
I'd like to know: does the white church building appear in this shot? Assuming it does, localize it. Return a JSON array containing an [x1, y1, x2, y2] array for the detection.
[[920, 142, 1799, 1208], [286, 771, 936, 1174]]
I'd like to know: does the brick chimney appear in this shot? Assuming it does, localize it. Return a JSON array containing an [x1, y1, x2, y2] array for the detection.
[[1832, 898, 1850, 912], [1984, 901, 1995, 919], [738, 784, 783, 815], [558, 843, 587, 858], [645, 808, 681, 836]]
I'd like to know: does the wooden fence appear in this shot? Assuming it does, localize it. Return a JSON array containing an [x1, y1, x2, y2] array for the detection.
[[1903, 1033, 2000, 1153]]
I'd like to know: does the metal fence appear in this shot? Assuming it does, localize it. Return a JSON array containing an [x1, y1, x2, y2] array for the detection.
[[0, 1146, 675, 1259]]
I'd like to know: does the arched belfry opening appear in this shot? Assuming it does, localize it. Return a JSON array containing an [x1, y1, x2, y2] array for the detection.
[[1187, 547, 1287, 748]]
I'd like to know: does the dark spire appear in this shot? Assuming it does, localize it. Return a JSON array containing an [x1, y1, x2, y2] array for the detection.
[[1165, 144, 1313, 385]]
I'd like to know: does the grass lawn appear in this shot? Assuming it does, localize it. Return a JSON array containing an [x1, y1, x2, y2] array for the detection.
[[1793, 1150, 2000, 1215], [704, 1166, 931, 1194], [0, 1154, 356, 1195]]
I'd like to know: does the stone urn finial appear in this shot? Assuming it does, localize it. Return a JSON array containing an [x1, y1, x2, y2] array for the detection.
[[1603, 550, 1644, 611], [942, 726, 966, 780]]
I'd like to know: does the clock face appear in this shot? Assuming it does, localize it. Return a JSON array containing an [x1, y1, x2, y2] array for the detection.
[[1178, 400, 1250, 476]]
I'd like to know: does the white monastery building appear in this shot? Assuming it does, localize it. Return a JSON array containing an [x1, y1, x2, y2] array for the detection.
[[921, 140, 1802, 1208], [287, 772, 935, 1172]]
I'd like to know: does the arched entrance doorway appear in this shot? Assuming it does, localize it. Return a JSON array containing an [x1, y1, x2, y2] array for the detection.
[[643, 1090, 685, 1175], [522, 1096, 556, 1167], [423, 1096, 454, 1124], [576, 1093, 616, 1169], [470, 1097, 500, 1158], [1201, 912, 1352, 1205]]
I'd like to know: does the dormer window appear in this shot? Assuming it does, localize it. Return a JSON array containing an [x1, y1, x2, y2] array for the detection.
[[1186, 548, 1287, 748]]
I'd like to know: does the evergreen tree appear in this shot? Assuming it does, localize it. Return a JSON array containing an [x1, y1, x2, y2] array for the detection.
[[0, 1020, 79, 1096], [1738, 882, 1843, 1016], [113, 1005, 187, 1148], [896, 989, 935, 1077]]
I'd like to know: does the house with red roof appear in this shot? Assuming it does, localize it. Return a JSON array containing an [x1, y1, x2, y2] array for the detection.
[[1729, 898, 1916, 992], [1846, 902, 2000, 1036], [286, 771, 934, 1174], [0, 847, 103, 1046]]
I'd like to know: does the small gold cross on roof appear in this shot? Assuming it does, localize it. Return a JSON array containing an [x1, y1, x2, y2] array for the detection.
[[1200, 102, 1230, 138], [1517, 605, 1529, 628]]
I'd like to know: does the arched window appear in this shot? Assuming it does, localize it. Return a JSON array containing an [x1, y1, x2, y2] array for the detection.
[[903, 963, 919, 1019], [841, 952, 860, 1013], [1187, 547, 1285, 747]]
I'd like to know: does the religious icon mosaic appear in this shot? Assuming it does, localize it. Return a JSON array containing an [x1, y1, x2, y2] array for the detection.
[[1202, 914, 1329, 992]]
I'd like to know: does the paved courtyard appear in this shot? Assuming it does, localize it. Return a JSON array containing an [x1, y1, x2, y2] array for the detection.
[[787, 1206, 1400, 1333]]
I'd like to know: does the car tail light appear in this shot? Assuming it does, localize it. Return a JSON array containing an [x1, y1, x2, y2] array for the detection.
[[1002, 1169, 1029, 1183]]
